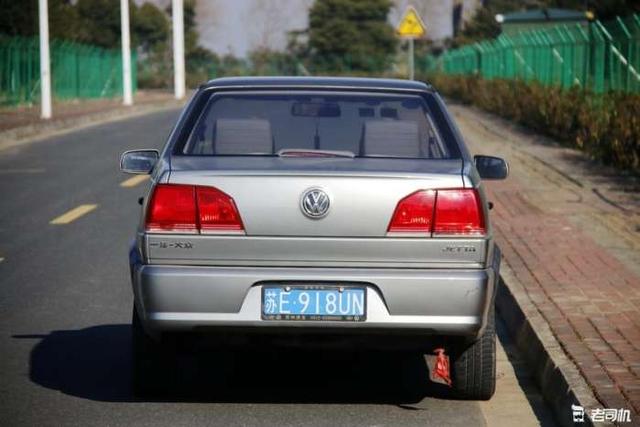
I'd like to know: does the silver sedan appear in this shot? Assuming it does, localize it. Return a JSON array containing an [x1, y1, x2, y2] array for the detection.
[[120, 77, 508, 400]]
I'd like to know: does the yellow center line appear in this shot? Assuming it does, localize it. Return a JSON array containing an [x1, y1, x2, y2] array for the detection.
[[50, 204, 98, 225], [120, 175, 150, 188]]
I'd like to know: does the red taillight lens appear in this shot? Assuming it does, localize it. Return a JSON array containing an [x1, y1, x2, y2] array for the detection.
[[146, 184, 197, 233], [433, 189, 485, 236], [387, 190, 436, 233], [196, 186, 244, 232], [146, 184, 244, 234], [388, 188, 485, 236]]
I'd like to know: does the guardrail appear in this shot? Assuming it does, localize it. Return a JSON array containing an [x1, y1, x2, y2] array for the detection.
[[0, 36, 137, 106], [424, 14, 640, 94]]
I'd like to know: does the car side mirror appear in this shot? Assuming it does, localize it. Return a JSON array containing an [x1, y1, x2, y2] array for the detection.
[[474, 155, 508, 180], [120, 150, 159, 174]]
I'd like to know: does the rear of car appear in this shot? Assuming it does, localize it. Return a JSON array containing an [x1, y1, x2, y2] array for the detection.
[[123, 77, 504, 400]]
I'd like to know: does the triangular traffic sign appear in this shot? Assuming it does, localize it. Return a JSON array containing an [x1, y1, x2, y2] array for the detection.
[[396, 6, 426, 38]]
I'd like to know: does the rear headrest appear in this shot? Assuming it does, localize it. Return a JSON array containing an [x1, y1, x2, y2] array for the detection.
[[363, 120, 420, 157], [214, 119, 273, 155]]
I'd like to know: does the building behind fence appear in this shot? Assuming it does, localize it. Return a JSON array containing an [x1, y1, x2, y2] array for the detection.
[[188, 54, 398, 81], [0, 36, 136, 106], [423, 14, 640, 94]]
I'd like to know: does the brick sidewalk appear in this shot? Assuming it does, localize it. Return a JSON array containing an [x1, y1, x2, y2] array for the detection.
[[452, 100, 640, 423], [486, 176, 640, 420], [452, 98, 640, 425]]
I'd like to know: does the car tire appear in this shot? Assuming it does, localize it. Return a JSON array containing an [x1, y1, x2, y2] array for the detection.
[[450, 302, 496, 400], [131, 305, 171, 397]]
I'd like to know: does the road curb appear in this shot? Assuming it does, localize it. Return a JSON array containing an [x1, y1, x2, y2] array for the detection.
[[496, 264, 609, 427], [0, 100, 183, 153]]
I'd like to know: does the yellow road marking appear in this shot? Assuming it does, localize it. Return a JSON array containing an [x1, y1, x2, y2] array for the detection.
[[50, 204, 98, 225], [120, 175, 149, 188]]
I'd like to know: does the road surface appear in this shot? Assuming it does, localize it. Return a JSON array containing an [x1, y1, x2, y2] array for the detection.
[[0, 109, 556, 426]]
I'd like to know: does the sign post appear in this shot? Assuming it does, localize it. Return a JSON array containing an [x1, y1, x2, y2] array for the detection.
[[396, 6, 427, 80], [408, 38, 414, 80]]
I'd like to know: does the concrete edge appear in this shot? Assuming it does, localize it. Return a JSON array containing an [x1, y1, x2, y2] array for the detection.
[[497, 263, 609, 427], [0, 99, 183, 153]]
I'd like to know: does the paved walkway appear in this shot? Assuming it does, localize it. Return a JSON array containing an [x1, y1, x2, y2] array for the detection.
[[0, 90, 184, 154], [0, 90, 175, 132], [453, 103, 640, 424]]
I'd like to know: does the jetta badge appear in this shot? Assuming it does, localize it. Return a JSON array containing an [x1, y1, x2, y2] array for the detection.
[[300, 187, 331, 219]]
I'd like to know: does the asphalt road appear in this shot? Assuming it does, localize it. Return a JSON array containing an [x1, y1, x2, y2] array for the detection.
[[0, 109, 556, 426]]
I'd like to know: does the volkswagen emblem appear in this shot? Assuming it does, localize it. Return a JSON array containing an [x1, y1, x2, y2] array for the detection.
[[300, 188, 331, 219]]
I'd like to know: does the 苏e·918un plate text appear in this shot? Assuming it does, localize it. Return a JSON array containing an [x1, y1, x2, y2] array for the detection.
[[261, 285, 366, 321]]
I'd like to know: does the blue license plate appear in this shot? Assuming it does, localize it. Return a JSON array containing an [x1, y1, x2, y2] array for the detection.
[[261, 285, 366, 321]]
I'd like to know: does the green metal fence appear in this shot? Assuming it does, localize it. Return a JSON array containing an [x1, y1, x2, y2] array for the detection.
[[425, 14, 640, 94], [0, 36, 137, 106]]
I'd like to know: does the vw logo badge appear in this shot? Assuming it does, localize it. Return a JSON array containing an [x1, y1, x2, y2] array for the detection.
[[300, 188, 331, 219]]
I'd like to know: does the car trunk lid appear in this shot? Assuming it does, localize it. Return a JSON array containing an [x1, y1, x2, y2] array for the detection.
[[167, 156, 464, 238]]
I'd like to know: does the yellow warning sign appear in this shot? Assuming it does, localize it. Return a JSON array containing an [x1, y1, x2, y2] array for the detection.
[[396, 6, 426, 38]]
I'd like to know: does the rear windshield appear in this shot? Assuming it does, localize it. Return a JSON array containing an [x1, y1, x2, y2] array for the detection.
[[182, 91, 459, 159]]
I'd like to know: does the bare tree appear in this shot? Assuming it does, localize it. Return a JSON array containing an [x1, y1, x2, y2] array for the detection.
[[249, 0, 313, 52]]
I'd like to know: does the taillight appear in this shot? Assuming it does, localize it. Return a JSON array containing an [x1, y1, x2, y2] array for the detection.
[[196, 186, 244, 232], [387, 188, 485, 236], [146, 184, 197, 233], [387, 190, 436, 233], [433, 189, 485, 236], [146, 184, 244, 234]]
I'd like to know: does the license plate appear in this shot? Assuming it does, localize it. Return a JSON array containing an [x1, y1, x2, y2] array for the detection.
[[261, 285, 366, 321]]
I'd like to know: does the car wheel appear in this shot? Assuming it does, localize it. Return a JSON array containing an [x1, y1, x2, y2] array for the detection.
[[131, 305, 171, 397], [450, 302, 496, 400]]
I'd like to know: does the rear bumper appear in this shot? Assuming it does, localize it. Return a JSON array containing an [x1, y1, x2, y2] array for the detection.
[[131, 249, 500, 339]]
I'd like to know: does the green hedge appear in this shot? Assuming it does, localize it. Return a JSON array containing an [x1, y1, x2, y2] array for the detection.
[[423, 74, 640, 174]]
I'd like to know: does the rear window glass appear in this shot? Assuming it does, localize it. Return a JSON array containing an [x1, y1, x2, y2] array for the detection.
[[182, 91, 459, 159]]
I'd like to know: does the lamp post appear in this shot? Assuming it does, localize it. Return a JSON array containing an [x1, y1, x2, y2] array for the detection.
[[172, 0, 186, 99], [38, 0, 52, 119], [120, 0, 133, 106]]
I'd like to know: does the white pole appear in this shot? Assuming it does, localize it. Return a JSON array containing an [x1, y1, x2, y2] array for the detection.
[[408, 38, 415, 80], [172, 0, 186, 99], [120, 0, 133, 106], [38, 0, 52, 119]]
